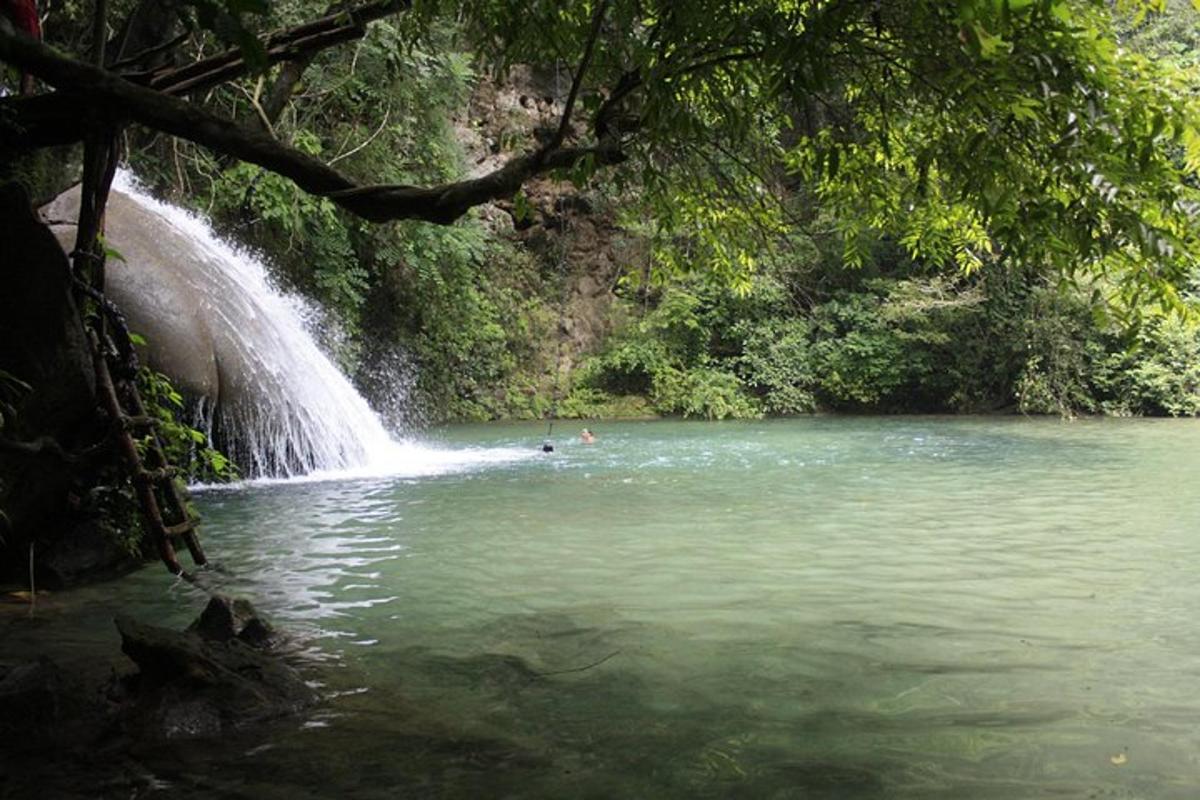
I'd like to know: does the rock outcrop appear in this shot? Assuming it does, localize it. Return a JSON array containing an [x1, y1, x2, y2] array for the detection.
[[0, 182, 128, 586], [44, 185, 222, 405], [460, 68, 646, 374], [115, 595, 315, 739], [0, 596, 312, 752]]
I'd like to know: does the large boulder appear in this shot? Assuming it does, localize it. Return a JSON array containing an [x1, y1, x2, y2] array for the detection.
[[186, 592, 276, 647], [43, 184, 220, 403], [115, 596, 316, 739], [41, 180, 378, 477]]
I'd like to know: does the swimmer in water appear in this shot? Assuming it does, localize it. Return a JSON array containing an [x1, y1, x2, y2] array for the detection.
[[581, 428, 595, 444]]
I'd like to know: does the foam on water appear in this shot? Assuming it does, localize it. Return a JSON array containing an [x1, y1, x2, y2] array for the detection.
[[111, 170, 530, 482]]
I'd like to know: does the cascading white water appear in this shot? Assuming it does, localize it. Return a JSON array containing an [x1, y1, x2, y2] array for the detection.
[[106, 170, 528, 481]]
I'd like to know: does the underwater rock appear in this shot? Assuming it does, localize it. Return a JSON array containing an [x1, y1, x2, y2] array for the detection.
[[115, 609, 315, 739], [425, 651, 544, 690], [0, 656, 109, 749]]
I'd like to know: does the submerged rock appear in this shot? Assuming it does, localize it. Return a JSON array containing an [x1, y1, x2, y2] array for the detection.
[[0, 656, 110, 749], [115, 599, 315, 739]]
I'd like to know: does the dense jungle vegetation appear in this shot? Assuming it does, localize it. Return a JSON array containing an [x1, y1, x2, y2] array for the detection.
[[6, 0, 1200, 430]]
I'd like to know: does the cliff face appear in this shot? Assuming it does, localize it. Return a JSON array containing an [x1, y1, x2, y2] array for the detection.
[[458, 66, 643, 380]]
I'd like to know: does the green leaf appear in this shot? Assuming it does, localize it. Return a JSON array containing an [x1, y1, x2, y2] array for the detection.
[[513, 190, 531, 223], [97, 234, 127, 264]]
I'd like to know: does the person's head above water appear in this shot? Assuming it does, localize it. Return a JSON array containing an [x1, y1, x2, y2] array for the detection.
[[581, 428, 595, 443]]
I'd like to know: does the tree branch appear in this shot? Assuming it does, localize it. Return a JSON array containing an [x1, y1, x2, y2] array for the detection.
[[0, 433, 111, 464], [258, 55, 316, 128], [548, 0, 609, 152], [139, 0, 408, 96], [1, 0, 406, 150], [594, 69, 642, 140], [0, 20, 625, 224], [108, 32, 189, 72]]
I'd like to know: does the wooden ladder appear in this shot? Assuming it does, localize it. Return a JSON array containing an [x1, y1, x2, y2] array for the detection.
[[69, 123, 206, 577], [88, 327, 207, 576]]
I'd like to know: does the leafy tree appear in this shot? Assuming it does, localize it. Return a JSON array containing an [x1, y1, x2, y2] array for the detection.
[[4, 0, 1199, 296], [4, 0, 1200, 425]]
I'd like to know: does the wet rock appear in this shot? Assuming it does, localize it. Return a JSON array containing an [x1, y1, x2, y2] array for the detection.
[[238, 615, 274, 648], [155, 697, 223, 739], [39, 520, 145, 588], [0, 183, 103, 585], [553, 194, 593, 215], [187, 594, 276, 646], [116, 611, 316, 739], [0, 656, 109, 749], [45, 185, 221, 405]]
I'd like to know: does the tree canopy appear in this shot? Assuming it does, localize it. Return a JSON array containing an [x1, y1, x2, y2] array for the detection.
[[2, 0, 1199, 302]]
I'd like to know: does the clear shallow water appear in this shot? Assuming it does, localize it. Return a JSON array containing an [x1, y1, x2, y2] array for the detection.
[[7, 417, 1200, 798]]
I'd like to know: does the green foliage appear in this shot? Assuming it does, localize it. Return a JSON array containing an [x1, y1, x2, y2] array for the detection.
[[129, 12, 561, 422], [796, 5, 1199, 321], [1099, 316, 1200, 415], [138, 12, 478, 337], [1007, 282, 1106, 415], [184, 0, 271, 72], [652, 365, 761, 420], [558, 387, 653, 419], [1121, 0, 1200, 71], [137, 368, 239, 483], [88, 485, 147, 559], [422, 0, 1200, 310], [212, 137, 365, 328], [734, 317, 818, 414], [102, 0, 1200, 426], [810, 299, 930, 408], [579, 286, 761, 419], [360, 221, 564, 421], [579, 242, 1200, 419]]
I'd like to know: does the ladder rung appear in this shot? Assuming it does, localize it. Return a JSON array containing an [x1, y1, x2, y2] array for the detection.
[[164, 521, 195, 537], [120, 415, 161, 430], [134, 466, 179, 484]]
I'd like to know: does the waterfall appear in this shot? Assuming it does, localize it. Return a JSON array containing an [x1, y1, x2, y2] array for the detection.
[[95, 170, 524, 481]]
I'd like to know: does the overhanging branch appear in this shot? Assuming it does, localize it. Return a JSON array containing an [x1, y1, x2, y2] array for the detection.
[[123, 0, 409, 96], [1, 0, 407, 149], [0, 20, 625, 224]]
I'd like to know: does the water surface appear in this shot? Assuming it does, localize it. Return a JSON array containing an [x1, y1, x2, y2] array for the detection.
[[7, 417, 1200, 798]]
